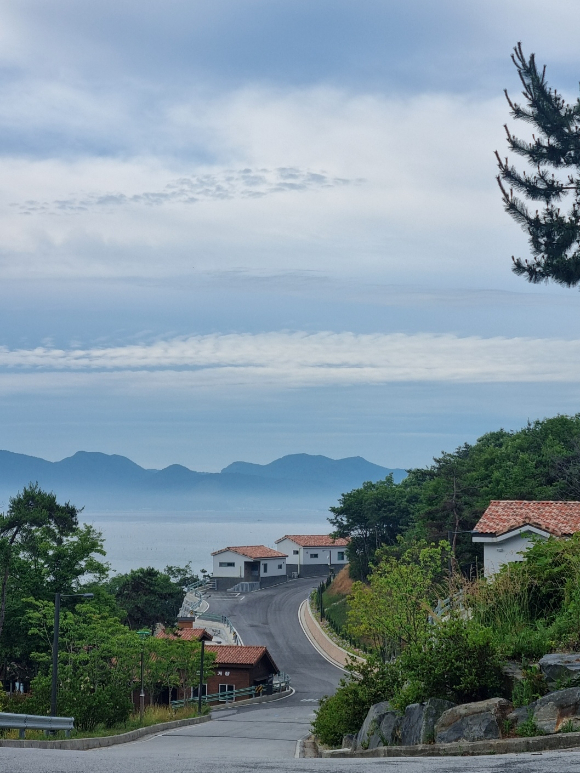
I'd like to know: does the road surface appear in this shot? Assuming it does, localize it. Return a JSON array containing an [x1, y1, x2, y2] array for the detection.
[[5, 578, 580, 770]]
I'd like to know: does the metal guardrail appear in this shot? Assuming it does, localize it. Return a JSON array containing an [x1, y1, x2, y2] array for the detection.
[[195, 612, 241, 643], [0, 711, 74, 739], [227, 582, 260, 593], [171, 674, 291, 708]]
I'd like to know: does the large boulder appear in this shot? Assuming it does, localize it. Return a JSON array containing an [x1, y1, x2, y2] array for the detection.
[[435, 698, 513, 744], [539, 654, 580, 688], [355, 701, 400, 750], [533, 687, 580, 734], [400, 699, 456, 746]]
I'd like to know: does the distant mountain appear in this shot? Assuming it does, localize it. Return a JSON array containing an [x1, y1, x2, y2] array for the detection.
[[0, 450, 406, 512], [222, 453, 406, 487]]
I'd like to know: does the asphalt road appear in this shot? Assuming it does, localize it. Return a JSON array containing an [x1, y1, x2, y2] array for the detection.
[[6, 579, 580, 770], [204, 577, 344, 701]]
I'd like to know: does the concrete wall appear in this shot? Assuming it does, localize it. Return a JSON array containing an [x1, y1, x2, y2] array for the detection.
[[260, 573, 288, 588]]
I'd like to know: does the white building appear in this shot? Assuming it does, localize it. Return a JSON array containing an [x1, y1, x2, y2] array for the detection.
[[472, 500, 580, 576], [211, 545, 287, 591], [275, 535, 349, 577]]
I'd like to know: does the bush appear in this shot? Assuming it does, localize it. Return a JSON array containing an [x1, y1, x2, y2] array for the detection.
[[27, 675, 133, 731], [395, 618, 504, 708], [312, 656, 402, 747]]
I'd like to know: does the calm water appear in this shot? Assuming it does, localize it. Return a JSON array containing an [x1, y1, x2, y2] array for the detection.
[[84, 510, 331, 575]]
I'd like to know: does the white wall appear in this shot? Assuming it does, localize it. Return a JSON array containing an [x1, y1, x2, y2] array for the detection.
[[477, 531, 547, 576], [276, 538, 301, 563], [260, 557, 286, 577], [276, 538, 348, 566], [212, 550, 243, 577]]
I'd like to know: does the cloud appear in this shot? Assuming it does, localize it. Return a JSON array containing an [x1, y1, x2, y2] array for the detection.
[[0, 332, 579, 393], [11, 167, 356, 215]]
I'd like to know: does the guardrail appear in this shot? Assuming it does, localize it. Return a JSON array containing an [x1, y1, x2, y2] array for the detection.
[[0, 711, 74, 739], [195, 612, 241, 644], [227, 582, 260, 593], [171, 674, 291, 708]]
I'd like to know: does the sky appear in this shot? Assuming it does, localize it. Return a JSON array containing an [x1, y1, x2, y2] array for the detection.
[[2, 0, 580, 472]]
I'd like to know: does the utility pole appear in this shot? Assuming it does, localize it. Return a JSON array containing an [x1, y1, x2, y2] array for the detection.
[[198, 639, 205, 715]]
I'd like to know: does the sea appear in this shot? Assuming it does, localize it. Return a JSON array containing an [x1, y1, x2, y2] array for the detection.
[[83, 509, 332, 576]]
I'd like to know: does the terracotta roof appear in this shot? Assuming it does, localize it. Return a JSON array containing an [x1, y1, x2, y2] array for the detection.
[[211, 545, 287, 559], [473, 500, 580, 537], [155, 628, 213, 642], [275, 534, 349, 547], [206, 644, 278, 672]]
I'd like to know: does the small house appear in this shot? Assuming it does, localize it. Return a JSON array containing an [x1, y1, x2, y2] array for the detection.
[[203, 645, 279, 702], [211, 545, 287, 591], [472, 500, 580, 576], [275, 534, 349, 577]]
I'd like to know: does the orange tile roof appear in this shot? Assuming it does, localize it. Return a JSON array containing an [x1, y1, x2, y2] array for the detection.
[[155, 628, 213, 642], [211, 545, 287, 559], [276, 534, 349, 547], [206, 644, 278, 672], [473, 500, 580, 537]]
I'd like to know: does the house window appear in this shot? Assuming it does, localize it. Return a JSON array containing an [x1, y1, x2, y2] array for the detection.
[[219, 684, 235, 701], [310, 553, 318, 559], [337, 552, 345, 561], [219, 562, 235, 567], [293, 550, 299, 555], [262, 563, 268, 573], [278, 564, 282, 569]]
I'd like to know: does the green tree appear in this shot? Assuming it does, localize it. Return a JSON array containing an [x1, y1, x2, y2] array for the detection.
[[108, 567, 185, 631], [346, 540, 449, 659], [329, 476, 414, 581], [25, 599, 139, 729], [0, 486, 108, 685], [496, 43, 580, 286]]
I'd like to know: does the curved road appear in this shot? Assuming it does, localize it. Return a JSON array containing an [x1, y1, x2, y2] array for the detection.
[[205, 577, 343, 700], [4, 579, 580, 770]]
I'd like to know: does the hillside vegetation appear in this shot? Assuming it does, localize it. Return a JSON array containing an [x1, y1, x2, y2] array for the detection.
[[330, 414, 580, 580]]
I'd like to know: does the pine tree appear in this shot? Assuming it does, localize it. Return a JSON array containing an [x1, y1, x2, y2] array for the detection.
[[496, 43, 580, 286]]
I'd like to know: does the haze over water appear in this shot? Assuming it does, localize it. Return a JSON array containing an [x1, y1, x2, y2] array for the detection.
[[85, 510, 330, 575]]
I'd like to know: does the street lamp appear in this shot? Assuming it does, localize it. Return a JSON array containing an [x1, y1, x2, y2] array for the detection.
[[51, 592, 94, 717], [137, 629, 151, 722]]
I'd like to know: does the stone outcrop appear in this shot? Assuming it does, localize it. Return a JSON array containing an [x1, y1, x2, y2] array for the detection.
[[355, 701, 401, 750], [435, 698, 513, 744], [539, 654, 580, 688], [507, 704, 536, 729], [400, 699, 455, 745], [532, 687, 580, 734], [341, 734, 356, 749]]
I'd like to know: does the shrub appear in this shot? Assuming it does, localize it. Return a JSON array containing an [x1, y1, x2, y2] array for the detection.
[[395, 618, 504, 708], [312, 656, 402, 747], [512, 664, 548, 708]]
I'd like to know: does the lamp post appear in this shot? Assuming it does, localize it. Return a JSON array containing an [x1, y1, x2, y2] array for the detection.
[[197, 639, 205, 715], [137, 629, 151, 722], [51, 592, 94, 717]]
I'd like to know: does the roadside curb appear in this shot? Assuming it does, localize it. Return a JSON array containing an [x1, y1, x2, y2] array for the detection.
[[211, 689, 293, 711], [0, 714, 211, 751], [317, 729, 580, 758], [298, 598, 362, 671]]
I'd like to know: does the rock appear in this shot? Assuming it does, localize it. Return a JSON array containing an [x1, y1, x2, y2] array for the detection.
[[355, 701, 398, 750], [435, 698, 513, 744], [378, 711, 401, 746], [507, 703, 537, 729], [341, 734, 355, 749], [400, 699, 456, 745], [539, 654, 580, 688], [533, 687, 580, 734]]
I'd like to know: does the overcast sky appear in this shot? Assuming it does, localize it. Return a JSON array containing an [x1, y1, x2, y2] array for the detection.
[[2, 0, 580, 472]]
